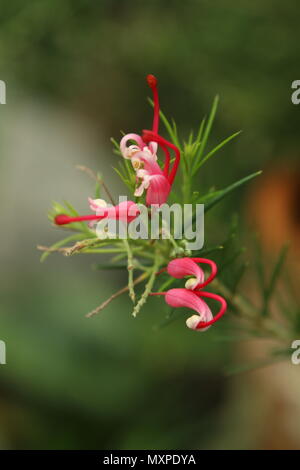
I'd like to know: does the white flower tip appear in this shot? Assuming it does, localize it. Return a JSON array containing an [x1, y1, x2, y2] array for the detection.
[[123, 145, 140, 159], [89, 198, 107, 213], [186, 315, 201, 331], [185, 278, 198, 290], [89, 198, 107, 207]]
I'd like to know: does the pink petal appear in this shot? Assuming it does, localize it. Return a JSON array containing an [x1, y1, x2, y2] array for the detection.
[[146, 174, 171, 205], [139, 153, 163, 175], [165, 288, 211, 318], [88, 197, 107, 212], [148, 141, 158, 155], [106, 200, 139, 221], [120, 133, 144, 157], [134, 178, 149, 197], [167, 258, 205, 288], [164, 288, 213, 332]]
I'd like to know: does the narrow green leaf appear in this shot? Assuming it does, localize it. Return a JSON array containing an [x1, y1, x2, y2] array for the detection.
[[111, 137, 121, 155], [171, 118, 180, 149], [93, 263, 128, 270], [63, 200, 91, 234], [253, 235, 266, 297], [113, 165, 135, 192], [262, 243, 289, 316], [195, 117, 206, 146], [40, 234, 85, 262], [212, 334, 263, 343], [267, 243, 289, 297], [193, 95, 219, 170], [193, 130, 241, 174], [224, 357, 285, 376], [204, 171, 262, 213], [157, 275, 179, 293], [191, 245, 224, 258], [271, 347, 293, 358], [218, 248, 246, 274], [231, 262, 249, 294], [63, 200, 80, 217]]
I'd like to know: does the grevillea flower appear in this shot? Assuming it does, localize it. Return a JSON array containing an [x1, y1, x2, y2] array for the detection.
[[54, 199, 139, 226], [164, 288, 227, 332], [167, 257, 217, 290], [120, 74, 180, 205], [152, 257, 227, 331], [120, 133, 157, 162], [134, 156, 171, 206]]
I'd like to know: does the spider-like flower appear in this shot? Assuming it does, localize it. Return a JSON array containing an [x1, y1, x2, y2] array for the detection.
[[54, 199, 139, 226], [151, 258, 227, 332], [120, 75, 180, 206]]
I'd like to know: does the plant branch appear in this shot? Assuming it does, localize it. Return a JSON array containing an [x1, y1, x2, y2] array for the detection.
[[132, 250, 161, 317], [86, 272, 148, 318], [123, 239, 135, 303], [76, 165, 116, 205]]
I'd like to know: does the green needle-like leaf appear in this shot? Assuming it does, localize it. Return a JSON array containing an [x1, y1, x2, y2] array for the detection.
[[262, 243, 289, 316], [192, 130, 242, 174], [40, 234, 85, 262], [193, 95, 219, 170], [224, 357, 285, 376], [204, 170, 262, 213]]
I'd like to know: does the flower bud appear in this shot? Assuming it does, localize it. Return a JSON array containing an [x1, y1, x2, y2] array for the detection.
[[185, 277, 198, 290], [186, 315, 201, 330]]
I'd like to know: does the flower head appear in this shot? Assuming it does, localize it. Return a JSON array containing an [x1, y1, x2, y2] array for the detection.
[[167, 257, 217, 290], [54, 198, 139, 226], [120, 75, 180, 206], [165, 288, 214, 332], [134, 154, 171, 205]]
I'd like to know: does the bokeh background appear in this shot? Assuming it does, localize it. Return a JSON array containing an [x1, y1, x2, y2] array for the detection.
[[0, 0, 299, 449]]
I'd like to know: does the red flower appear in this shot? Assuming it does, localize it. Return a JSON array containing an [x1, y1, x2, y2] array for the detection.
[[120, 75, 180, 205], [54, 199, 139, 226]]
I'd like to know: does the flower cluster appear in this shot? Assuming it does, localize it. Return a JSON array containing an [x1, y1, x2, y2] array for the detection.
[[120, 74, 180, 205], [55, 198, 139, 226], [48, 74, 228, 333], [54, 74, 180, 227], [42, 73, 294, 367], [152, 258, 226, 331]]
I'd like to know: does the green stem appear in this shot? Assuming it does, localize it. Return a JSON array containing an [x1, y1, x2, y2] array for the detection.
[[132, 250, 161, 317], [123, 239, 135, 303], [182, 170, 192, 204]]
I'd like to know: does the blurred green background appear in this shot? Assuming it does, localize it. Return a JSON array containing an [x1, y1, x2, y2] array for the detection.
[[0, 0, 299, 449]]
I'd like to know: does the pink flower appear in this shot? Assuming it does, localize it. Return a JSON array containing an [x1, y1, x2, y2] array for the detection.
[[54, 199, 139, 226], [88, 198, 138, 221], [165, 288, 214, 332], [134, 155, 171, 205], [152, 287, 226, 332], [170, 289, 227, 331], [167, 257, 217, 290], [120, 133, 157, 162], [120, 75, 180, 205], [88, 197, 107, 213], [151, 257, 227, 331]]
